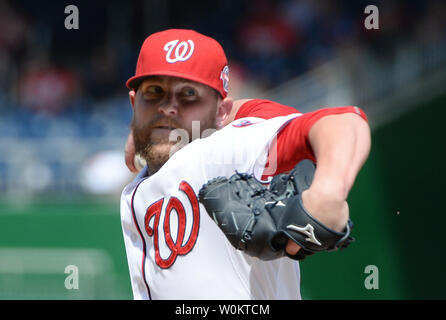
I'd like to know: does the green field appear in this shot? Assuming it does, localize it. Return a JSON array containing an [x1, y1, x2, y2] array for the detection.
[[0, 196, 132, 299]]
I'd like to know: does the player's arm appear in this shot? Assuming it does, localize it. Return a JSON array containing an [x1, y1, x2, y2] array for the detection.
[[230, 100, 371, 232], [285, 111, 371, 255], [223, 100, 372, 256]]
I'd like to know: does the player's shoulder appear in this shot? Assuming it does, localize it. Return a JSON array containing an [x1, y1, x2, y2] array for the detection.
[[234, 98, 300, 120], [232, 98, 276, 116]]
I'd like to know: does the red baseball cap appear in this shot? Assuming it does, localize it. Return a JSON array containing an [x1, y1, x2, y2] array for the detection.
[[126, 29, 229, 98]]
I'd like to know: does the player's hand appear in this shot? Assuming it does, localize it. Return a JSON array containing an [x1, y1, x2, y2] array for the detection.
[[285, 188, 350, 255], [125, 130, 138, 173], [285, 240, 301, 256]]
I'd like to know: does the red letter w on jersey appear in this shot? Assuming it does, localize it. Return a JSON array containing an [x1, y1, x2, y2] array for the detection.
[[144, 181, 200, 269]]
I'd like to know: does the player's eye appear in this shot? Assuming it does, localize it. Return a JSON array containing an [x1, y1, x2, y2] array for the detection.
[[142, 85, 164, 101], [146, 85, 163, 94], [181, 87, 197, 97]]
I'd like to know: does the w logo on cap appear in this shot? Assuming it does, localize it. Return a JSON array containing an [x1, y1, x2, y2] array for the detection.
[[164, 40, 195, 63]]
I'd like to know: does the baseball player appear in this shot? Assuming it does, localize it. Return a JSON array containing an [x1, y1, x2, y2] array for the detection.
[[121, 29, 371, 299]]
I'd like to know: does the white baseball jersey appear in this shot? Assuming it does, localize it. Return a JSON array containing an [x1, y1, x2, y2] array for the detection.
[[120, 113, 303, 300]]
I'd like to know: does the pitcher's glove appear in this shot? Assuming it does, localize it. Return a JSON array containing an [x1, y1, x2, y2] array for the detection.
[[198, 159, 354, 261]]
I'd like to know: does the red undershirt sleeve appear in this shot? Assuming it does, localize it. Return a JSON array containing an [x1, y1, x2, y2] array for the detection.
[[262, 106, 368, 179], [233, 99, 368, 180]]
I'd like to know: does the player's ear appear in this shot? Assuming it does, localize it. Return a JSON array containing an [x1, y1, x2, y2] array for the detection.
[[129, 90, 136, 111], [216, 97, 233, 129]]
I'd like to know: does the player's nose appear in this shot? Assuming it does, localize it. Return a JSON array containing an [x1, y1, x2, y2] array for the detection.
[[157, 98, 178, 117]]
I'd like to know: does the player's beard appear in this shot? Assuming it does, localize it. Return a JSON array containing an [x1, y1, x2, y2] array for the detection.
[[131, 113, 217, 175]]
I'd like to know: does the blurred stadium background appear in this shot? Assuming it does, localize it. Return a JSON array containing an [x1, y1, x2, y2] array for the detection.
[[0, 0, 445, 299]]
